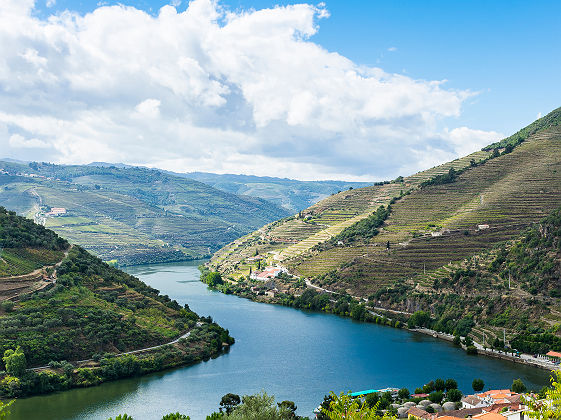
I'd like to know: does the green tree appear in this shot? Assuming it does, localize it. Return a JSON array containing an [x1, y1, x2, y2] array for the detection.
[[277, 401, 297, 418], [2, 346, 26, 377], [397, 388, 410, 400], [446, 389, 462, 402], [422, 381, 435, 394], [429, 391, 443, 404], [205, 272, 224, 287], [108, 415, 133, 420], [321, 392, 395, 419], [472, 378, 485, 392], [206, 414, 224, 420], [220, 393, 241, 414], [444, 379, 457, 391], [524, 370, 561, 418], [365, 393, 379, 408], [407, 311, 430, 328], [511, 379, 527, 393], [225, 392, 294, 420], [162, 414, 190, 420], [434, 378, 445, 392], [0, 400, 14, 420]]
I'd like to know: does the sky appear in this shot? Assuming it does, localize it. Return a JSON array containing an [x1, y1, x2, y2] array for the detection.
[[1, 0, 560, 181]]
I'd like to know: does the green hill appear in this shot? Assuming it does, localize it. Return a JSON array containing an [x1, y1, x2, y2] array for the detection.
[[209, 107, 561, 345], [0, 207, 233, 398], [180, 172, 371, 213], [0, 163, 289, 265]]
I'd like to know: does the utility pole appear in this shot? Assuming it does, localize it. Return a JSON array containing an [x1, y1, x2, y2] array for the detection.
[[483, 332, 486, 347], [508, 272, 511, 289], [503, 328, 506, 346]]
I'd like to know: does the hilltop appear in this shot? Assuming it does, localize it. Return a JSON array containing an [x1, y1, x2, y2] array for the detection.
[[0, 207, 233, 398], [209, 107, 561, 348], [0, 163, 289, 265], [180, 172, 371, 213]]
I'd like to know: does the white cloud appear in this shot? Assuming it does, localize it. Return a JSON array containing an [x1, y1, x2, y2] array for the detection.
[[135, 99, 161, 118], [46, 0, 56, 8], [387, 46, 397, 52], [9, 133, 50, 148], [0, 0, 499, 180]]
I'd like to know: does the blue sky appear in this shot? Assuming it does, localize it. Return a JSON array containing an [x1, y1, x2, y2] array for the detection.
[[35, 0, 561, 135], [2, 0, 559, 180]]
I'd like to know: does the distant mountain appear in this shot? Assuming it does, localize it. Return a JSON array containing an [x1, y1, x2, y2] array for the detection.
[[178, 172, 371, 213], [0, 162, 288, 265]]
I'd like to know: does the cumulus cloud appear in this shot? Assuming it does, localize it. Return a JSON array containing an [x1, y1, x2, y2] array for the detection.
[[0, 0, 500, 180]]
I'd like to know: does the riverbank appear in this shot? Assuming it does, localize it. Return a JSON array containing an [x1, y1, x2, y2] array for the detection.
[[202, 267, 559, 374], [1, 317, 234, 399]]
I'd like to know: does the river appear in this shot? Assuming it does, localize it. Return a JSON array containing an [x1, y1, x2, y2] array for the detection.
[[9, 260, 550, 419]]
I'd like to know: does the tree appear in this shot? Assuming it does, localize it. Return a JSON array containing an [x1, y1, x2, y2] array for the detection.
[[108, 416, 133, 420], [365, 393, 379, 408], [225, 392, 294, 420], [434, 378, 445, 392], [0, 400, 14, 420], [408, 311, 431, 329], [2, 346, 26, 377], [524, 370, 561, 418], [511, 379, 527, 393], [220, 393, 241, 414], [446, 389, 462, 402], [277, 401, 297, 418], [321, 392, 395, 420], [472, 378, 485, 392], [398, 388, 410, 400], [445, 379, 458, 391], [422, 381, 435, 394], [206, 414, 224, 420], [162, 414, 190, 420], [205, 272, 224, 287], [429, 391, 443, 404]]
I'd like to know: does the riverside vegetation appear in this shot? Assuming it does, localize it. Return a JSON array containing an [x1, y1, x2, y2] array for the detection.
[[209, 107, 561, 357], [0, 207, 234, 398]]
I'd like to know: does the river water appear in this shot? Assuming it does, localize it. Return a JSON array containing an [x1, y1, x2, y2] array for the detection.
[[10, 260, 550, 419]]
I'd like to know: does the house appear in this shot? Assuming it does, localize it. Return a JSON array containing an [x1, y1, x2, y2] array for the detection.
[[407, 407, 434, 420], [411, 393, 430, 399], [265, 290, 276, 298], [250, 266, 287, 281], [473, 413, 508, 420], [477, 224, 490, 231], [431, 231, 443, 237], [45, 207, 67, 216], [546, 350, 561, 361], [462, 395, 489, 409]]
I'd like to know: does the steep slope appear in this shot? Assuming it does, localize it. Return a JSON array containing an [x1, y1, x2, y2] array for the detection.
[[0, 207, 233, 397], [0, 163, 288, 265], [209, 107, 561, 344], [180, 172, 371, 213]]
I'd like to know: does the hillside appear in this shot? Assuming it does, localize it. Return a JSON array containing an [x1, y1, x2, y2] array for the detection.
[[180, 172, 371, 213], [209, 107, 561, 346], [0, 163, 288, 265], [0, 207, 233, 397]]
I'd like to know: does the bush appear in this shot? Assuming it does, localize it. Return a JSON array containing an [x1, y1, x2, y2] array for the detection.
[[472, 378, 484, 392]]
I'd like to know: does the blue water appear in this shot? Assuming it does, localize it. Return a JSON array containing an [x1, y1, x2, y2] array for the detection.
[[10, 260, 550, 420]]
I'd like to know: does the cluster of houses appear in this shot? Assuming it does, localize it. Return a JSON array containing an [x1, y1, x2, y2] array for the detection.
[[407, 389, 527, 420]]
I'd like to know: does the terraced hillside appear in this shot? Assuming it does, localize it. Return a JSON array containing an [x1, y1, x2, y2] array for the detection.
[[0, 163, 288, 265], [211, 107, 561, 294], [209, 106, 561, 352]]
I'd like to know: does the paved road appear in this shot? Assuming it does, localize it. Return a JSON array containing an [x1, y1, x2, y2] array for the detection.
[[30, 322, 203, 372]]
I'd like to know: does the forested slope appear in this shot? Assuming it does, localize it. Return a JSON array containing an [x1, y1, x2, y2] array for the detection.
[[0, 209, 233, 397]]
